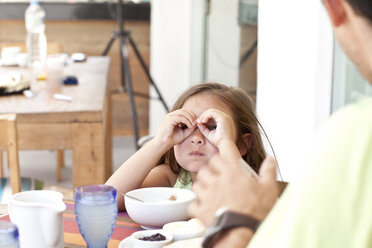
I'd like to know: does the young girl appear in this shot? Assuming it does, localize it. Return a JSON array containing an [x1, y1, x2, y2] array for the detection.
[[106, 82, 266, 211]]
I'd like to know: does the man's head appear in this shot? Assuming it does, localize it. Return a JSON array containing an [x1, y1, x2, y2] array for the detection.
[[323, 0, 372, 83], [345, 0, 372, 24]]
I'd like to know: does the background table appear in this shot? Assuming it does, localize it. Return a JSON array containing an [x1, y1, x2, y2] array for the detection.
[[0, 57, 112, 186], [0, 200, 142, 247]]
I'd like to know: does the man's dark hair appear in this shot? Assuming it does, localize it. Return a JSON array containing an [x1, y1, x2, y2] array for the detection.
[[346, 0, 372, 23]]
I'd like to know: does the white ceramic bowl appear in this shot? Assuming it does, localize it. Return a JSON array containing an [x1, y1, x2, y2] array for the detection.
[[131, 229, 173, 248], [163, 218, 206, 241], [124, 187, 196, 228]]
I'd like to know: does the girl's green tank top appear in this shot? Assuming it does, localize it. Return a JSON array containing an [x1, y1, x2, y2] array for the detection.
[[173, 169, 192, 190]]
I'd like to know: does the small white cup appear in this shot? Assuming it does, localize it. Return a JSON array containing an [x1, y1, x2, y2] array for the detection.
[[1, 47, 21, 66]]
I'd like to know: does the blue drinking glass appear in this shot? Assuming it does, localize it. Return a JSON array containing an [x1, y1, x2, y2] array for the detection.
[[0, 221, 19, 248], [75, 184, 118, 248]]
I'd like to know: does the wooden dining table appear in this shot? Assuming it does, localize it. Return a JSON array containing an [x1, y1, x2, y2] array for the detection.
[[0, 56, 112, 187]]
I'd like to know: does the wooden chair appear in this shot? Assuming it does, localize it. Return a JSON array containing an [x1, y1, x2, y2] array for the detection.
[[0, 114, 21, 193], [0, 41, 65, 182]]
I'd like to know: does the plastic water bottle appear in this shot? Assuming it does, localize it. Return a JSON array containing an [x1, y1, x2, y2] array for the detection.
[[25, 0, 47, 68]]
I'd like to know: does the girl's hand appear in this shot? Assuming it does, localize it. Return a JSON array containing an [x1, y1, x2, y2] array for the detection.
[[154, 109, 197, 149], [196, 108, 236, 147]]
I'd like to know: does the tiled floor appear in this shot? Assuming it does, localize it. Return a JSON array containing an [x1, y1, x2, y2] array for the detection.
[[1, 136, 137, 190]]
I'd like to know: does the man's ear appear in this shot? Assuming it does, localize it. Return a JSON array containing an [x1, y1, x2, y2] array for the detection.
[[238, 133, 253, 157], [323, 0, 346, 26]]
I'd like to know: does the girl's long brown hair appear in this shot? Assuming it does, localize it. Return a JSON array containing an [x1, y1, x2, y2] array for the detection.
[[159, 82, 266, 182]]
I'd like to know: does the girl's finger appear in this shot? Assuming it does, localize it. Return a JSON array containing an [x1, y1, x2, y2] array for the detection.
[[169, 114, 195, 129], [195, 123, 216, 146], [197, 108, 224, 124], [197, 109, 217, 124], [176, 109, 197, 127], [182, 125, 197, 139], [196, 123, 209, 135]]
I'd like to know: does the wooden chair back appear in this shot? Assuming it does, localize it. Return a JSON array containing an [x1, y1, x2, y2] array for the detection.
[[0, 114, 21, 193]]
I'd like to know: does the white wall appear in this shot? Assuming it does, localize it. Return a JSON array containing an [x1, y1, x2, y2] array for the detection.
[[206, 0, 240, 86], [149, 0, 205, 135], [149, 0, 241, 134], [256, 0, 334, 181]]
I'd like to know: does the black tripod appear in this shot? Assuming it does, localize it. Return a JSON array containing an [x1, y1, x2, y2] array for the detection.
[[102, 0, 169, 150]]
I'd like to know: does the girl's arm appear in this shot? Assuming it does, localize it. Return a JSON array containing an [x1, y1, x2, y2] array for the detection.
[[141, 163, 178, 188], [105, 138, 171, 211]]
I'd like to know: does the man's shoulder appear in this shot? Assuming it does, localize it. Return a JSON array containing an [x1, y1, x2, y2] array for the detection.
[[321, 97, 372, 134], [332, 97, 372, 121]]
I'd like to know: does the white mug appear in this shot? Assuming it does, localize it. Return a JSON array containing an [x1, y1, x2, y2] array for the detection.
[[8, 190, 66, 248]]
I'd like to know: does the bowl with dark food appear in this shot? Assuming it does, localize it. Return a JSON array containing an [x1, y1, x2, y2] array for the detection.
[[124, 187, 196, 229], [131, 229, 173, 248]]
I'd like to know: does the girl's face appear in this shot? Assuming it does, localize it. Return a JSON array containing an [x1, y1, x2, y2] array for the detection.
[[174, 93, 236, 173]]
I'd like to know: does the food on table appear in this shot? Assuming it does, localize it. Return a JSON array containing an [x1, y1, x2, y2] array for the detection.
[[168, 194, 177, 201], [139, 233, 166, 241]]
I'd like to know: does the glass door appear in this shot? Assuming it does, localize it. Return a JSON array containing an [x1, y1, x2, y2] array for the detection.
[[332, 40, 372, 112], [238, 0, 258, 103]]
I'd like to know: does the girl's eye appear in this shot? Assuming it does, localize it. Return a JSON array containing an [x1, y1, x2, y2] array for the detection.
[[206, 124, 217, 131], [205, 119, 217, 131], [178, 123, 188, 130]]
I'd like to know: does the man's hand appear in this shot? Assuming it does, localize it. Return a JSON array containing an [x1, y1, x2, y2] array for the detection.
[[188, 156, 279, 226]]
